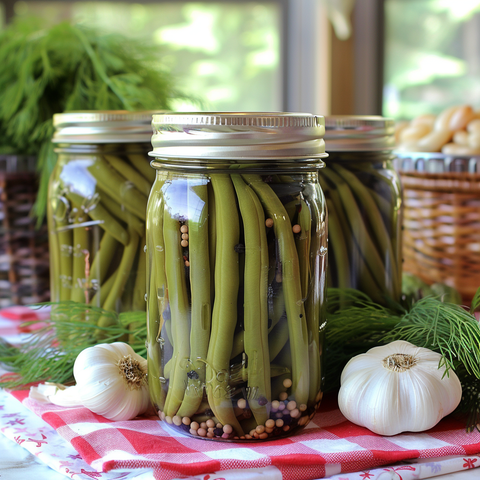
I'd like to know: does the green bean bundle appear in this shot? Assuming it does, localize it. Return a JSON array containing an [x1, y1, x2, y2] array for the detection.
[[147, 170, 327, 441], [318, 155, 402, 305], [48, 143, 151, 316]]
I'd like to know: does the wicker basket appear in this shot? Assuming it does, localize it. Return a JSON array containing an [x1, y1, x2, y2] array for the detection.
[[396, 152, 480, 301], [0, 155, 50, 307]]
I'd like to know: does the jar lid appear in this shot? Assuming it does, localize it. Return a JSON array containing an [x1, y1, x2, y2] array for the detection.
[[150, 112, 327, 160], [52, 110, 165, 144], [395, 151, 480, 173], [324, 115, 395, 152]]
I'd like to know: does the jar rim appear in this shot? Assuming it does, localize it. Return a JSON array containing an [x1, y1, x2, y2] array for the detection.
[[324, 115, 395, 152], [52, 110, 167, 144], [150, 112, 327, 161]]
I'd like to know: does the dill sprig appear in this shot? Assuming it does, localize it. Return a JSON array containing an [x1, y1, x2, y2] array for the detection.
[[0, 302, 146, 389], [0, 17, 194, 223], [384, 297, 480, 379]]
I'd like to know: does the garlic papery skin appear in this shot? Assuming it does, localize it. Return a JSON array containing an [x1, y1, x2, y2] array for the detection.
[[31, 342, 150, 421], [338, 340, 462, 436], [72, 342, 150, 421]]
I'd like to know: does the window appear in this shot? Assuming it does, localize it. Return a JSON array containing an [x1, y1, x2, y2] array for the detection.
[[384, 0, 480, 120], [1, 0, 330, 115]]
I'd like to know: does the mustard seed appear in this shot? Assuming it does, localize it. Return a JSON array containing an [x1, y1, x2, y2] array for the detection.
[[283, 378, 293, 388]]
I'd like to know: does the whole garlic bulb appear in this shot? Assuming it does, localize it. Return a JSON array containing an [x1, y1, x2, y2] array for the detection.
[[338, 340, 462, 436], [33, 342, 150, 421]]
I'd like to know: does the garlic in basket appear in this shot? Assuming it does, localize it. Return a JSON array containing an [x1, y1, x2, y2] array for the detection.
[[338, 340, 462, 436], [31, 342, 150, 421]]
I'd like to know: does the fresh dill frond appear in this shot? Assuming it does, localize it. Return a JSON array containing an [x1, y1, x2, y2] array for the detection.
[[0, 302, 146, 389], [0, 18, 197, 224], [383, 297, 480, 379], [325, 288, 403, 390], [326, 288, 402, 346]]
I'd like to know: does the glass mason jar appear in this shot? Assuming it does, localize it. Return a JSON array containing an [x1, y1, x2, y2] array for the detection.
[[48, 111, 158, 314], [147, 112, 328, 441], [319, 116, 403, 304]]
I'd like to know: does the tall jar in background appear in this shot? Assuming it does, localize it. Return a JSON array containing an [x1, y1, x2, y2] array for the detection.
[[319, 116, 403, 304], [48, 111, 158, 315], [147, 113, 328, 441]]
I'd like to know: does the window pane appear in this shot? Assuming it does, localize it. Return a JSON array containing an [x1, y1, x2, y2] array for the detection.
[[12, 1, 282, 111], [384, 0, 480, 120]]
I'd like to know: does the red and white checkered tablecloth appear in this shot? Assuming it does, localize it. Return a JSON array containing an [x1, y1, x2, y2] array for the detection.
[[2, 306, 480, 480], [7, 386, 480, 480]]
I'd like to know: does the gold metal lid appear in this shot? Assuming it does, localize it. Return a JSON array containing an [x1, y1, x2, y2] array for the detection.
[[52, 110, 164, 144], [324, 115, 395, 152], [150, 112, 327, 160]]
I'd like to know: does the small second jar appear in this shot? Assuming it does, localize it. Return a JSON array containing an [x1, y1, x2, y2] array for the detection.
[[48, 111, 159, 314], [147, 112, 328, 441], [320, 116, 403, 304]]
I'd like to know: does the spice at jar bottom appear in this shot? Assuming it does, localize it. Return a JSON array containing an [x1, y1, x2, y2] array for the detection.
[[146, 112, 328, 441]]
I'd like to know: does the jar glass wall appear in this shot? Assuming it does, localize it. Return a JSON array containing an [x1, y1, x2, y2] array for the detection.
[[48, 143, 153, 311], [320, 117, 403, 305], [146, 112, 328, 441]]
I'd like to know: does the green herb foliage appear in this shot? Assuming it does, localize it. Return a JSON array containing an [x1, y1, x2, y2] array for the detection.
[[0, 302, 146, 389], [3, 288, 480, 431], [0, 17, 192, 223]]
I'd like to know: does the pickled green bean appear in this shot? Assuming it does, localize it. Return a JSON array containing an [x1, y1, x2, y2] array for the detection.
[[126, 152, 157, 183], [304, 185, 325, 404], [87, 158, 147, 220], [321, 168, 391, 299], [325, 199, 351, 289], [100, 190, 145, 237], [146, 177, 167, 411], [47, 181, 61, 299], [295, 199, 311, 300], [232, 174, 270, 425], [57, 223, 73, 302], [268, 313, 288, 362], [147, 243, 165, 411], [176, 179, 211, 418], [104, 154, 152, 196], [88, 233, 119, 286], [70, 206, 90, 303], [89, 268, 116, 307], [66, 191, 129, 246], [132, 233, 147, 311], [208, 183, 216, 304], [98, 227, 140, 322], [243, 174, 310, 407], [331, 163, 400, 298], [163, 201, 190, 417], [206, 175, 244, 436], [325, 186, 384, 302]]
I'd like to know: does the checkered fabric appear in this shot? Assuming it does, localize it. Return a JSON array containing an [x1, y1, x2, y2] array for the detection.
[[9, 389, 480, 480], [2, 307, 480, 480]]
